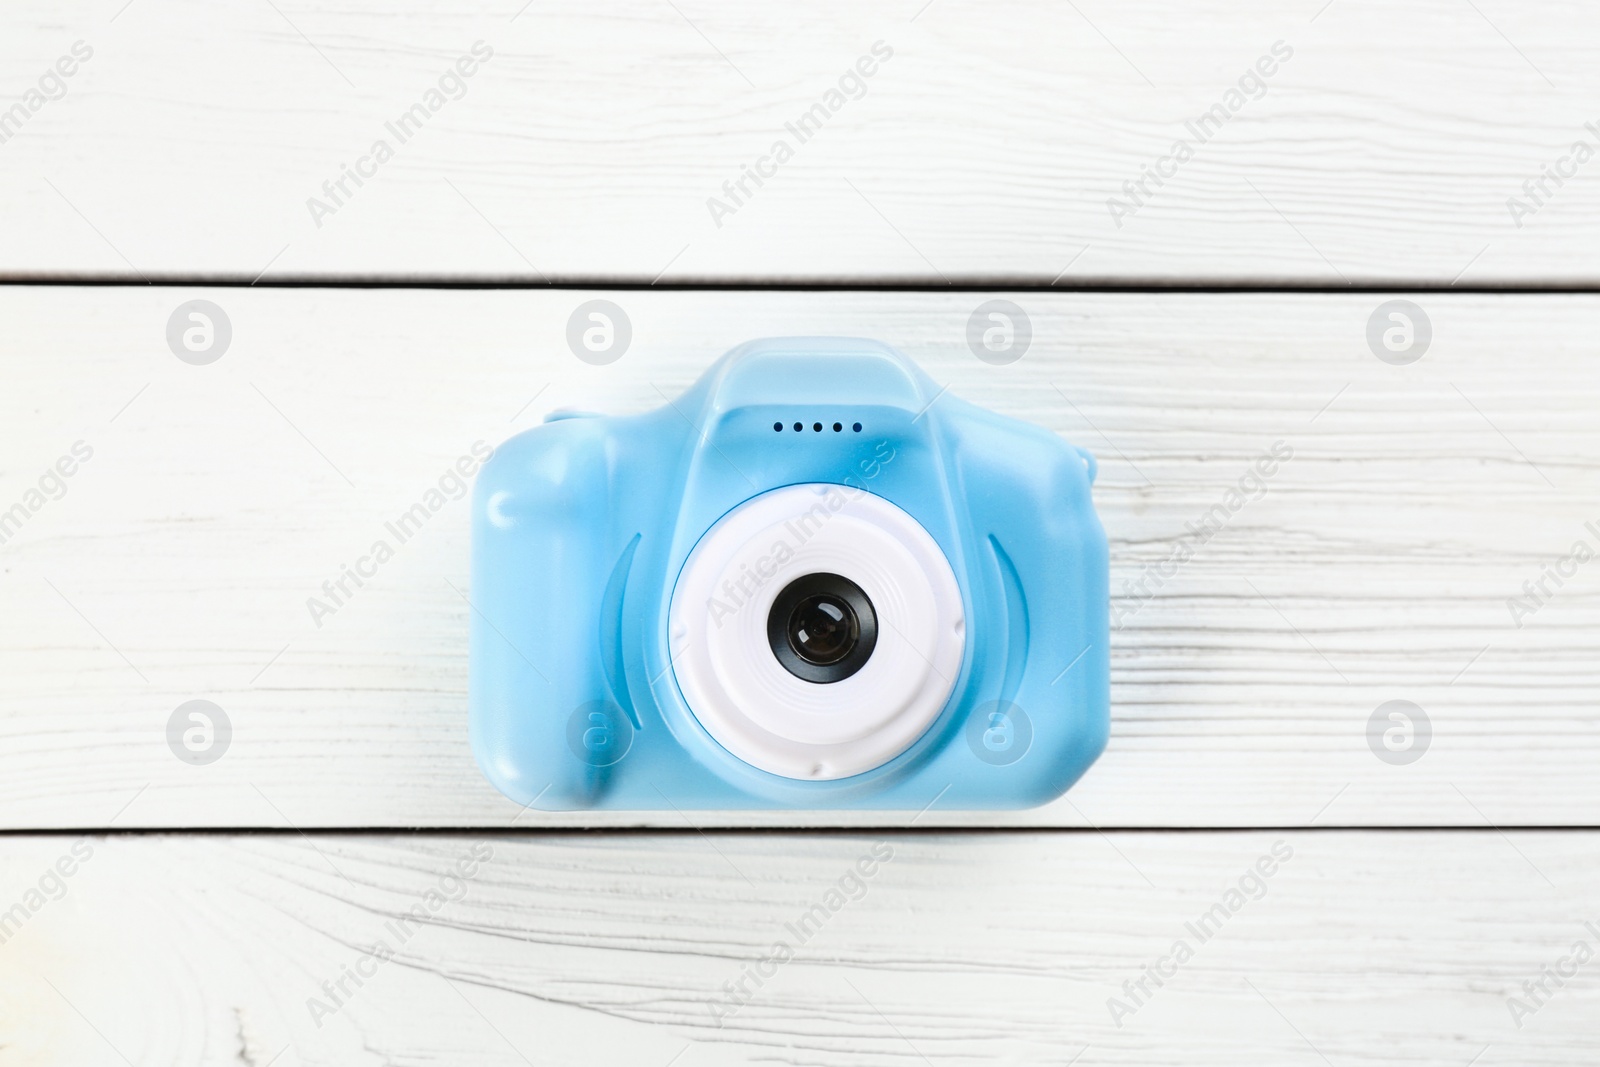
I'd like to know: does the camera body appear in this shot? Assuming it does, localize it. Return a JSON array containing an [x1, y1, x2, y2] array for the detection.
[[470, 338, 1108, 810]]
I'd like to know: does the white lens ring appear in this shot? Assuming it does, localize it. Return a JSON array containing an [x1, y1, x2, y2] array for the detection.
[[668, 484, 964, 780]]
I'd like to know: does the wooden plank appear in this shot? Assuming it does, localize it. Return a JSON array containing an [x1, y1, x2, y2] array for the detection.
[[2, 287, 1597, 828], [2, 830, 1597, 1063], [3, 1, 1600, 283]]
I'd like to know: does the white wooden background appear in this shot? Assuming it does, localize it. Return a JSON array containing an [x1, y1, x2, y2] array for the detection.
[[5, 0, 1600, 1062], [3, 0, 1600, 284], [3, 831, 1598, 1066]]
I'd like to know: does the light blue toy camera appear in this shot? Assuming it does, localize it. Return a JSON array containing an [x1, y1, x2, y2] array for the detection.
[[470, 338, 1108, 810]]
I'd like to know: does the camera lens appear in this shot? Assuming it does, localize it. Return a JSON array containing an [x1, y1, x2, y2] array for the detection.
[[789, 594, 856, 665], [767, 573, 877, 684]]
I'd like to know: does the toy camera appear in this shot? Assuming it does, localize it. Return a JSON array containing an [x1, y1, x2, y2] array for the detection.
[[470, 337, 1108, 809]]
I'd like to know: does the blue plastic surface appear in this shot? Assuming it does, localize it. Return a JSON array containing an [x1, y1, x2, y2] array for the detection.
[[469, 338, 1109, 809]]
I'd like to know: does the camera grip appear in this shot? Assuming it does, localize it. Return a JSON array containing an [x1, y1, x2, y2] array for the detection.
[[954, 417, 1110, 799], [469, 422, 615, 810]]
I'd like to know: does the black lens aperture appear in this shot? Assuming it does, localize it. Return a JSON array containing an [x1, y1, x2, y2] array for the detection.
[[789, 595, 855, 665], [768, 573, 877, 684]]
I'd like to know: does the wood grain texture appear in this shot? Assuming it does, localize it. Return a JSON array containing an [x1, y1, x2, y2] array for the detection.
[[2, 831, 1597, 1065], [4, 1, 1600, 283], [2, 287, 1596, 828]]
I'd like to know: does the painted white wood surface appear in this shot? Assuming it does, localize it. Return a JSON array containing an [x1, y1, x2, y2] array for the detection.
[[4, 1, 1600, 283], [2, 286, 1596, 828], [2, 830, 1596, 1065], [5, 3, 1593, 1058]]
